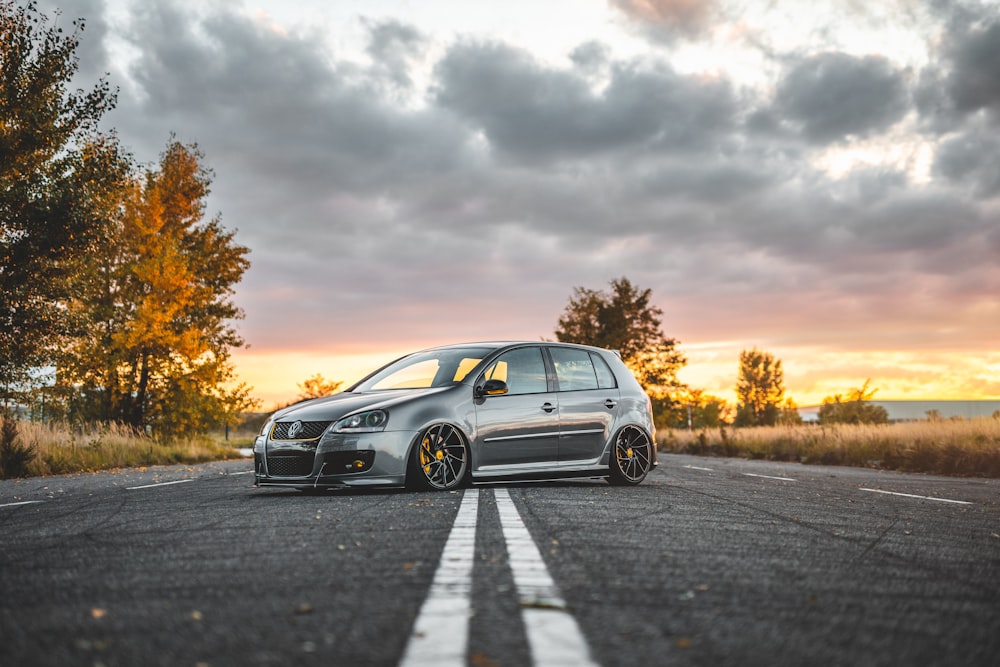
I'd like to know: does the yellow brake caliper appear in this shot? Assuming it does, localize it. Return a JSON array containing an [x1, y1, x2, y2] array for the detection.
[[422, 438, 433, 473]]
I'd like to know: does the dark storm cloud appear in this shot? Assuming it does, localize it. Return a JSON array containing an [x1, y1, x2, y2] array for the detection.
[[434, 41, 737, 161], [917, 4, 1000, 130], [772, 52, 910, 144], [941, 17, 1000, 117], [935, 127, 1000, 198]]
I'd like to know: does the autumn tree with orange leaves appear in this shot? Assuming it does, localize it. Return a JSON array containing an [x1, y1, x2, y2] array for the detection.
[[55, 140, 256, 435]]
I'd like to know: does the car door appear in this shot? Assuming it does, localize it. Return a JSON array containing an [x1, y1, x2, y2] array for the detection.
[[473, 346, 560, 469], [548, 347, 620, 463]]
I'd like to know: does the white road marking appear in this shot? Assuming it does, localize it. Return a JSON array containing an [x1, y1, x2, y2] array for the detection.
[[494, 487, 598, 667], [859, 488, 973, 505], [684, 465, 715, 472], [0, 500, 43, 508], [228, 470, 254, 476], [125, 479, 195, 490], [743, 473, 797, 482], [399, 488, 479, 667]]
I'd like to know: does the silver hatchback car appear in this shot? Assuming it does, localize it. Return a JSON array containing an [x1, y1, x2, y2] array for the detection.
[[253, 341, 656, 491]]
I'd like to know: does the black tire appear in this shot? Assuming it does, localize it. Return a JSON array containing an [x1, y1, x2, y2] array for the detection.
[[407, 423, 470, 491], [608, 425, 652, 486]]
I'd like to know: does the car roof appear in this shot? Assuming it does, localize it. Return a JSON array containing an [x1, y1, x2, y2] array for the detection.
[[423, 340, 613, 354]]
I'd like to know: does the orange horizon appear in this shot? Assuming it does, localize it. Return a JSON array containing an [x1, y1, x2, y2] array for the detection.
[[231, 344, 1000, 412]]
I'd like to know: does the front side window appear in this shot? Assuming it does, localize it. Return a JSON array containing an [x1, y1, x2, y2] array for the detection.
[[550, 347, 599, 392], [481, 347, 548, 395]]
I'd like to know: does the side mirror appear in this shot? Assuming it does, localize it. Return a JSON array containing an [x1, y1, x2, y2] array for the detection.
[[476, 379, 508, 397]]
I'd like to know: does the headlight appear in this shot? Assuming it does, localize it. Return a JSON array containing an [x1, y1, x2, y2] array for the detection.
[[259, 419, 274, 436], [332, 410, 388, 433]]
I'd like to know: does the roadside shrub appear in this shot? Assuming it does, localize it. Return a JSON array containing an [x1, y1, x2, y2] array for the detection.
[[1, 413, 37, 479]]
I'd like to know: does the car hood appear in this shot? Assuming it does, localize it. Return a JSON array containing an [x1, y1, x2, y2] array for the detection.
[[270, 387, 450, 423]]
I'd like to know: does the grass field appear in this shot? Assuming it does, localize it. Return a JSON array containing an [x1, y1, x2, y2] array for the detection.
[[4, 416, 1000, 480], [659, 418, 1000, 478], [0, 419, 248, 479]]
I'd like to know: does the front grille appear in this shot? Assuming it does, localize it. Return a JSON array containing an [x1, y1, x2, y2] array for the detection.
[[271, 421, 332, 441], [266, 453, 315, 477]]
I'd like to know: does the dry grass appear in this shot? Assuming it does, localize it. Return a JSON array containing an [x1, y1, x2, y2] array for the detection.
[[659, 418, 1000, 478], [4, 420, 245, 478]]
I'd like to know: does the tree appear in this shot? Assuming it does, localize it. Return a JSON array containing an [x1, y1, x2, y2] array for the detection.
[[297, 374, 342, 401], [777, 398, 803, 426], [670, 388, 731, 429], [56, 140, 254, 435], [734, 348, 785, 426], [1, 1, 120, 402], [817, 379, 888, 425], [555, 277, 686, 421]]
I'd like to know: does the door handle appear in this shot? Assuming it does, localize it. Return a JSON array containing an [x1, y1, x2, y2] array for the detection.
[[604, 399, 618, 409], [541, 402, 557, 413]]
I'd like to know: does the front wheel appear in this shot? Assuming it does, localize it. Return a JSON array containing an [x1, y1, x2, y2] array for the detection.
[[407, 423, 470, 491], [608, 425, 652, 486]]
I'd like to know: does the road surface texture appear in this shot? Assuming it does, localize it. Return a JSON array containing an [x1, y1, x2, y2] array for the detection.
[[2, 453, 998, 666]]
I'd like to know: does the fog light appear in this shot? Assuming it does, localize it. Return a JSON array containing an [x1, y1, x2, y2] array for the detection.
[[352, 459, 365, 470]]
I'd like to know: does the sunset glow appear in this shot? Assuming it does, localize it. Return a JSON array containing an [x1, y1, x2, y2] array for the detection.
[[43, 0, 1000, 411]]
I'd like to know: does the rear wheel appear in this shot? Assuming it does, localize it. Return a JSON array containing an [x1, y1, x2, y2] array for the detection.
[[608, 425, 652, 486], [407, 423, 469, 491]]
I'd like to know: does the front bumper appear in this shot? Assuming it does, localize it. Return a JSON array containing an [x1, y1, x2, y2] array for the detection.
[[253, 430, 415, 488]]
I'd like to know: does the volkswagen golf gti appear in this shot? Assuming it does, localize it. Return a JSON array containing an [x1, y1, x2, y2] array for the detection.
[[253, 341, 656, 491]]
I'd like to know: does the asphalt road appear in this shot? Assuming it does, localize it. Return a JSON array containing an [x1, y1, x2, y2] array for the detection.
[[2, 454, 998, 667]]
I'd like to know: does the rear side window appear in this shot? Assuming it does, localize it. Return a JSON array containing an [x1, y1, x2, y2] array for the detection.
[[550, 347, 599, 391], [590, 352, 618, 389]]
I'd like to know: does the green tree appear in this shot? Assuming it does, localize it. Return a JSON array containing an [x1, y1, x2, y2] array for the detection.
[[56, 140, 255, 435], [555, 277, 686, 422], [734, 348, 785, 426], [0, 1, 120, 402], [817, 379, 888, 425], [297, 374, 343, 401]]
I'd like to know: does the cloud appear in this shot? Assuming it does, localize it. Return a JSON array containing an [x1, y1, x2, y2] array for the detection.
[[772, 52, 910, 144], [609, 0, 718, 39], [22, 0, 1000, 401], [935, 125, 1000, 197], [916, 6, 1000, 131], [363, 18, 427, 92], [942, 17, 1000, 117], [433, 40, 738, 163]]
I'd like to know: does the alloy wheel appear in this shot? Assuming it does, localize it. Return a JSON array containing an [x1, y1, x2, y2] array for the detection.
[[414, 423, 468, 490], [610, 425, 652, 485]]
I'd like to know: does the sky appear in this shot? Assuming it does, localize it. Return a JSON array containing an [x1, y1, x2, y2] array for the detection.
[[33, 0, 1000, 409]]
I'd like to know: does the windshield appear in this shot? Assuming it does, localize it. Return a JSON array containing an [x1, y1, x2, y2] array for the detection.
[[353, 347, 494, 391]]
